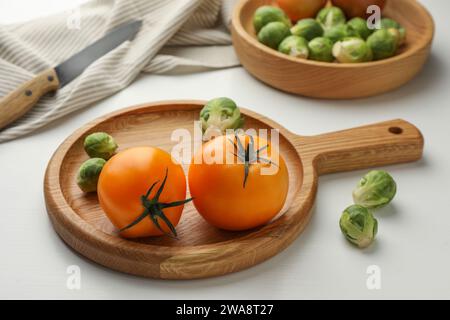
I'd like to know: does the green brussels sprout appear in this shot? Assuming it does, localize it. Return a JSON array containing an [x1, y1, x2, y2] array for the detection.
[[323, 24, 359, 43], [200, 97, 244, 139], [332, 37, 373, 63], [308, 37, 334, 62], [84, 132, 118, 160], [316, 6, 346, 29], [352, 170, 397, 209], [258, 21, 291, 49], [347, 17, 373, 40], [340, 205, 378, 249], [380, 17, 401, 29], [278, 35, 309, 59], [76, 158, 106, 193], [380, 18, 406, 45], [386, 28, 403, 48], [291, 18, 323, 41], [253, 6, 291, 33], [366, 29, 399, 60]]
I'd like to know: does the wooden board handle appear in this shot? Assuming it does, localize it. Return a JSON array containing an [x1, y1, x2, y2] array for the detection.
[[0, 68, 59, 130], [296, 119, 424, 175]]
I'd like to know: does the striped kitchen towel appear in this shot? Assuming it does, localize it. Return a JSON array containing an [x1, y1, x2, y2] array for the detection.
[[0, 0, 240, 143]]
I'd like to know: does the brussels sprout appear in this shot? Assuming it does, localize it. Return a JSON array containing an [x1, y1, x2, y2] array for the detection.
[[347, 17, 373, 40], [253, 5, 291, 33], [200, 97, 244, 140], [84, 132, 118, 160], [352, 170, 397, 209], [76, 158, 106, 193], [386, 28, 403, 48], [366, 29, 399, 60], [340, 205, 378, 249], [258, 21, 291, 49], [308, 37, 334, 62], [332, 37, 373, 63], [380, 17, 401, 29], [323, 24, 359, 43], [316, 6, 346, 29], [380, 18, 406, 45], [291, 18, 323, 41], [278, 35, 309, 59]]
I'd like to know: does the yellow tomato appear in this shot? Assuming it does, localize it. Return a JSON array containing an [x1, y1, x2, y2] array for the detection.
[[188, 134, 289, 231], [98, 147, 189, 238]]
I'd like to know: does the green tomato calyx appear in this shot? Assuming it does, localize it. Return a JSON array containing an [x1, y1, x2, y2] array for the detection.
[[119, 168, 193, 238], [229, 134, 277, 188]]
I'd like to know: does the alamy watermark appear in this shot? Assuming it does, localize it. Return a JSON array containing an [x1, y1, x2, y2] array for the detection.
[[170, 122, 281, 176], [66, 8, 81, 30], [367, 5, 382, 30], [366, 265, 381, 290], [66, 265, 81, 290]]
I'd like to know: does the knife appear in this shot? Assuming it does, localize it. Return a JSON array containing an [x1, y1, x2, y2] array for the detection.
[[0, 20, 142, 130]]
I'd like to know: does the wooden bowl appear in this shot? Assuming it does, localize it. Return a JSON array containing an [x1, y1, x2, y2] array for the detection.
[[44, 101, 424, 279], [231, 0, 435, 99]]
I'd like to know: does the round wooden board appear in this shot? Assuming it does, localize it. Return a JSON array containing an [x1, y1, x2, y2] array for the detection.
[[231, 0, 435, 99], [44, 101, 424, 279]]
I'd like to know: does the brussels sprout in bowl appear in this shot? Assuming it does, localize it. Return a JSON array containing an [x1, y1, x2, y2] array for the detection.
[[278, 35, 309, 59], [258, 21, 291, 49], [333, 37, 373, 63], [323, 24, 359, 44], [291, 18, 323, 41], [316, 6, 346, 29], [381, 18, 406, 45], [367, 29, 399, 61], [347, 17, 373, 40], [308, 37, 334, 62], [253, 5, 291, 33]]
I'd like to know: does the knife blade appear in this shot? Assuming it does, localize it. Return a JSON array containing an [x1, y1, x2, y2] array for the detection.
[[56, 20, 142, 87], [0, 20, 142, 130]]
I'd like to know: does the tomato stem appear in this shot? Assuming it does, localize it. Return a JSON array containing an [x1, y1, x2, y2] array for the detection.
[[119, 168, 192, 238], [229, 134, 277, 188]]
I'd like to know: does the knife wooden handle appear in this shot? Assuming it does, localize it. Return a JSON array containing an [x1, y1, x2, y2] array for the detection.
[[0, 68, 60, 130]]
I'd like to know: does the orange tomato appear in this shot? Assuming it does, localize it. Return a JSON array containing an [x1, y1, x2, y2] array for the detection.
[[98, 146, 189, 238], [188, 134, 289, 231], [277, 0, 327, 22]]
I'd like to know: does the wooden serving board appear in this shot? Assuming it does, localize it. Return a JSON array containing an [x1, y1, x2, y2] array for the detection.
[[44, 101, 424, 279]]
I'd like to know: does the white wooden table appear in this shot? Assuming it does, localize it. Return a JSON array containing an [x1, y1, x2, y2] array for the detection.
[[1, 0, 449, 299]]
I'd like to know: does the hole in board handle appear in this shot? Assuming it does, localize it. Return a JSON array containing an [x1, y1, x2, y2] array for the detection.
[[388, 127, 403, 135]]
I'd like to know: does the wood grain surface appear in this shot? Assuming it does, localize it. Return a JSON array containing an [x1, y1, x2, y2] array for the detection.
[[44, 101, 424, 279], [231, 0, 435, 99], [0, 68, 59, 129]]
